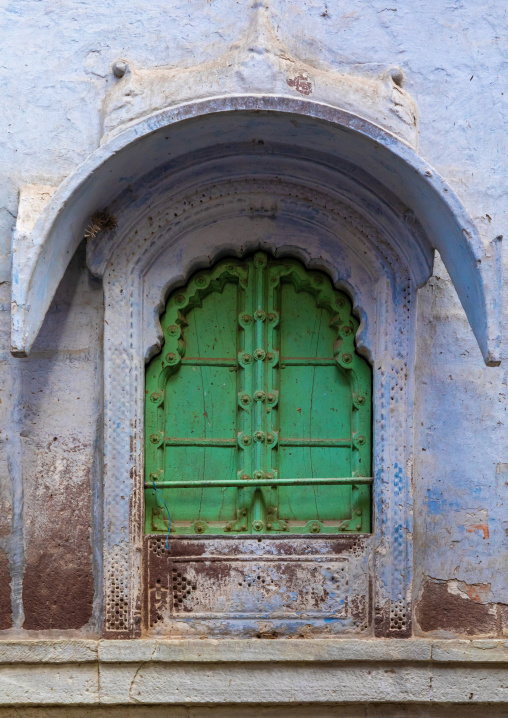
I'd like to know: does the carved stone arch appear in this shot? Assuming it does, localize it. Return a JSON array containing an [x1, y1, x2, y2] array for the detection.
[[91, 174, 414, 636], [95, 159, 412, 367]]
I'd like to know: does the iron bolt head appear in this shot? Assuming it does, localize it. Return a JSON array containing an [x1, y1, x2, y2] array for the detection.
[[174, 293, 186, 305], [354, 394, 366, 406], [266, 472, 274, 480], [241, 353, 252, 364], [254, 348, 265, 361], [167, 324, 179, 336], [194, 521, 206, 534], [254, 310, 266, 321], [312, 274, 324, 285], [335, 296, 345, 307], [195, 275, 207, 287], [342, 353, 352, 364], [267, 312, 277, 323], [266, 352, 275, 361], [254, 255, 267, 268], [241, 435, 251, 446], [240, 524, 247, 531], [266, 522, 273, 530], [266, 433, 274, 443], [309, 522, 321, 533], [254, 391, 266, 402], [165, 352, 178, 364], [240, 393, 251, 405], [149, 433, 161, 445], [356, 435, 366, 446], [252, 520, 264, 531], [241, 509, 248, 516], [267, 392, 276, 404], [241, 313, 252, 324], [254, 431, 265, 442], [254, 470, 265, 481], [240, 474, 250, 482]]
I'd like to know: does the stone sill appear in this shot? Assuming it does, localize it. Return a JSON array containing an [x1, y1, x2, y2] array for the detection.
[[0, 639, 506, 705], [1, 638, 507, 664]]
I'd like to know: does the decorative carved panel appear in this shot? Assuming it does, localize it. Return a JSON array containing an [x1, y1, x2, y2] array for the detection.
[[144, 536, 371, 637]]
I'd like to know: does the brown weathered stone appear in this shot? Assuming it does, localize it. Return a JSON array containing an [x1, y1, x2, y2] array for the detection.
[[22, 471, 94, 630], [416, 577, 497, 635], [0, 548, 11, 630], [22, 548, 94, 630], [20, 246, 100, 631]]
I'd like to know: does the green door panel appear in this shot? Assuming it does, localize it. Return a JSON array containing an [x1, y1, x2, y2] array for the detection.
[[145, 252, 372, 536], [279, 444, 351, 480], [279, 282, 335, 357], [182, 280, 239, 358], [277, 483, 352, 522], [164, 366, 238, 439], [279, 365, 352, 440]]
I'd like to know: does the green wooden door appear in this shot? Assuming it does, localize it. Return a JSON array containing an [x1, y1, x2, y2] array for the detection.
[[145, 252, 372, 535]]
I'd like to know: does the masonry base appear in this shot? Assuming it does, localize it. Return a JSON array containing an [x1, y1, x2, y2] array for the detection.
[[0, 639, 506, 708]]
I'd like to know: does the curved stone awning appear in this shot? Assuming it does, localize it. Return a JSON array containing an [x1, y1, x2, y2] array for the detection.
[[11, 95, 501, 365]]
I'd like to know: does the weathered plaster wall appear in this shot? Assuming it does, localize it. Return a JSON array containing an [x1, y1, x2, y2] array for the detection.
[[0, 0, 506, 642], [0, 244, 103, 634], [19, 244, 103, 632], [413, 253, 508, 636]]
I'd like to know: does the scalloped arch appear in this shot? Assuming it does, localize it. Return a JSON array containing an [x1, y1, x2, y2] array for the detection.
[[145, 251, 372, 536]]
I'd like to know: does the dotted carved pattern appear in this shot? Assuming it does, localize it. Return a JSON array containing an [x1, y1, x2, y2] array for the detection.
[[105, 543, 130, 633], [103, 279, 144, 636], [172, 567, 198, 610], [376, 280, 414, 635], [150, 535, 169, 558], [238, 574, 275, 589], [390, 598, 408, 632]]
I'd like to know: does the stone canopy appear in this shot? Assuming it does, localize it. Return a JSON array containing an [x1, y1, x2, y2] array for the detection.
[[11, 94, 501, 366], [10, 2, 502, 366]]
